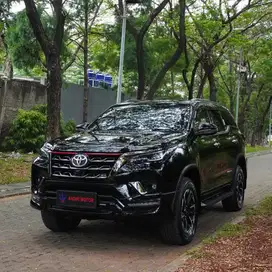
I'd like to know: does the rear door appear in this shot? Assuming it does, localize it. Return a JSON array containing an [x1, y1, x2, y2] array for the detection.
[[192, 107, 221, 192], [220, 108, 242, 175], [208, 109, 233, 187]]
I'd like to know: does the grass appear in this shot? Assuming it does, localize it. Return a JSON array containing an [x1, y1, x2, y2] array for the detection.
[[187, 195, 272, 259], [246, 144, 270, 153], [245, 195, 272, 217], [0, 153, 36, 185]]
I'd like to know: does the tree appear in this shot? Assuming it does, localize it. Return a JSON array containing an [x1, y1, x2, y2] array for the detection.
[[68, 0, 103, 122], [0, 0, 18, 78], [116, 0, 169, 99], [183, 0, 272, 101], [23, 0, 66, 140], [146, 0, 187, 99], [214, 11, 272, 145], [6, 9, 46, 75]]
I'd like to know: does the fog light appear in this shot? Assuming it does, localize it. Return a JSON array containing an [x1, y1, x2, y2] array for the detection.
[[31, 193, 40, 206], [152, 184, 157, 190], [128, 181, 147, 195]]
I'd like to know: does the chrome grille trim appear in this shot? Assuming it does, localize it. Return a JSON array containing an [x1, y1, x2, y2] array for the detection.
[[50, 153, 120, 180]]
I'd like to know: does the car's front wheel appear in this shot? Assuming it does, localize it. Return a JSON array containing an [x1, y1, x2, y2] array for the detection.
[[160, 177, 199, 245], [41, 210, 81, 232]]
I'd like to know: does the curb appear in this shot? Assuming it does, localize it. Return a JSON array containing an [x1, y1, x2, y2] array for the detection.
[[246, 149, 272, 158], [158, 215, 247, 272], [0, 186, 30, 199]]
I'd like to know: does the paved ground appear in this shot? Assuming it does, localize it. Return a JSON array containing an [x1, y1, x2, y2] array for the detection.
[[0, 154, 272, 272], [0, 181, 30, 198]]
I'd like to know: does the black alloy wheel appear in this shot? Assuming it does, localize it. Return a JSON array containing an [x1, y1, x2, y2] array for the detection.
[[160, 177, 199, 245]]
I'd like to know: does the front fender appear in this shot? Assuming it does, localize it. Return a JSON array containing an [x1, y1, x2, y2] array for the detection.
[[160, 145, 195, 193]]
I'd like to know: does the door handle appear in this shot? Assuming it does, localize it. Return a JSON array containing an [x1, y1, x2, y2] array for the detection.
[[232, 139, 238, 143], [214, 142, 220, 147]]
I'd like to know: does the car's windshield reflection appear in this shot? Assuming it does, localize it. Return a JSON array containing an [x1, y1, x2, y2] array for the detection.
[[90, 104, 191, 132]]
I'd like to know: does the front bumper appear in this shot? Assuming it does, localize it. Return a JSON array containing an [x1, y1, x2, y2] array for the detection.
[[30, 190, 173, 219]]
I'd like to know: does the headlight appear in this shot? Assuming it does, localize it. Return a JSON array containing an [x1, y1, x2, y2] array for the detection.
[[33, 143, 52, 166], [39, 143, 53, 159], [112, 150, 164, 173]]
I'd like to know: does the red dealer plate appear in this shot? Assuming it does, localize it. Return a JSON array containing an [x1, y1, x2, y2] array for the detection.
[[56, 191, 97, 209]]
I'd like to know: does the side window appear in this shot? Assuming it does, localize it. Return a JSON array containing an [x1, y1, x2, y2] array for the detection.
[[195, 108, 210, 127], [209, 110, 225, 132], [220, 109, 237, 127]]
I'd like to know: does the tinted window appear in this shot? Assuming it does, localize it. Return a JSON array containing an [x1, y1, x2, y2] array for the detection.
[[209, 110, 225, 131], [195, 108, 210, 125], [220, 109, 237, 127], [90, 104, 191, 132]]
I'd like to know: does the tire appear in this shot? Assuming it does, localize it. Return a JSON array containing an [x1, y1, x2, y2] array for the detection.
[[222, 165, 245, 212], [160, 177, 199, 245], [41, 210, 81, 232]]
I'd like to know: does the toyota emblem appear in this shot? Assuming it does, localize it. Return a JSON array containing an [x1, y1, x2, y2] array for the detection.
[[71, 154, 88, 168]]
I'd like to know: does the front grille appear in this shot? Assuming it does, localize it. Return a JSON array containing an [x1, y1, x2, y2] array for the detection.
[[51, 152, 120, 180]]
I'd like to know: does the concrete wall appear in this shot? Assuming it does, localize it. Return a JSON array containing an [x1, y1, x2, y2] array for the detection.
[[0, 79, 47, 139], [0, 78, 128, 141], [61, 83, 126, 124]]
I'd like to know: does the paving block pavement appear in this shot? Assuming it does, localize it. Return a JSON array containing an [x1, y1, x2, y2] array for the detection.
[[0, 153, 271, 272]]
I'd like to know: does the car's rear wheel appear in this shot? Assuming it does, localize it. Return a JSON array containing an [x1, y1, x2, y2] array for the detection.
[[222, 165, 245, 212], [41, 210, 81, 232], [160, 177, 199, 245]]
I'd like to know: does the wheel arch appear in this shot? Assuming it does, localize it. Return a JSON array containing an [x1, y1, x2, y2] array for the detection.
[[236, 154, 247, 189], [172, 164, 202, 213]]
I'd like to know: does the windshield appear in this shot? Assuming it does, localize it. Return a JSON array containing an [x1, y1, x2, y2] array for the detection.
[[90, 104, 191, 133]]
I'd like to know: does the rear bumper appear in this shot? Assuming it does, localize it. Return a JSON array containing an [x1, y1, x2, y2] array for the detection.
[[30, 191, 174, 219]]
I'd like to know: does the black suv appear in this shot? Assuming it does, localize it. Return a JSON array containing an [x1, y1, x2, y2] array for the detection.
[[31, 99, 247, 245]]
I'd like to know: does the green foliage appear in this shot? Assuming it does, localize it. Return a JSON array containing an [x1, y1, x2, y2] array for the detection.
[[61, 119, 76, 138], [5, 7, 75, 76], [31, 104, 47, 115], [3, 105, 76, 153], [3, 109, 47, 152], [6, 10, 44, 73]]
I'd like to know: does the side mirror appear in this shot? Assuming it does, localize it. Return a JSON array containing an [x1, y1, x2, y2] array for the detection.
[[194, 122, 218, 136], [76, 122, 89, 132]]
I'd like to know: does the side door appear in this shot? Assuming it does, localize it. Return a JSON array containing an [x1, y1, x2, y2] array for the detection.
[[208, 109, 232, 187], [220, 108, 243, 177], [192, 107, 221, 192]]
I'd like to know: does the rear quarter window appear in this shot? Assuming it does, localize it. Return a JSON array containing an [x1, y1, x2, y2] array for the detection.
[[220, 109, 237, 127]]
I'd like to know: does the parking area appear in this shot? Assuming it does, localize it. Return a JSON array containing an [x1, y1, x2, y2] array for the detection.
[[1, 154, 272, 272]]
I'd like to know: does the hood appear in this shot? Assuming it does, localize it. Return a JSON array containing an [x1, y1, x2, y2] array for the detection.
[[48, 130, 187, 153]]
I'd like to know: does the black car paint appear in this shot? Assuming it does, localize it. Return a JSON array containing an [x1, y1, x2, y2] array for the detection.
[[30, 99, 246, 219]]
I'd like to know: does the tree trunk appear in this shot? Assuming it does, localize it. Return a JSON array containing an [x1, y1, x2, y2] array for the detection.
[[229, 95, 234, 115], [250, 131, 256, 147], [170, 71, 174, 96], [3, 57, 13, 79], [83, 0, 89, 122], [24, 0, 65, 140], [136, 37, 145, 100], [197, 72, 207, 98], [208, 72, 217, 101], [147, 0, 186, 100], [147, 47, 182, 100], [46, 47, 62, 140], [0, 32, 13, 79]]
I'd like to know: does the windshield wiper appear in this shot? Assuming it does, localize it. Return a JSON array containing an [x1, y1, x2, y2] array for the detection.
[[86, 129, 100, 142]]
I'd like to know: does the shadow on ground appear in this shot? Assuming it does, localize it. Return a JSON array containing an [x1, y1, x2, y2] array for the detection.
[[33, 203, 245, 252]]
